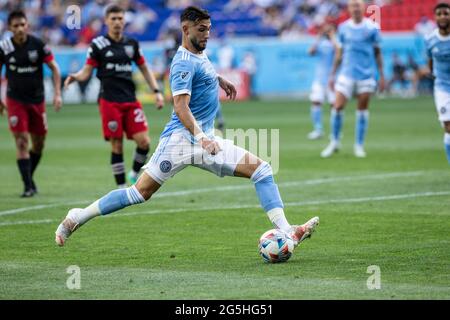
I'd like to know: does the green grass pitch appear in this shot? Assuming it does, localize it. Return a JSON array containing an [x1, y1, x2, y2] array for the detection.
[[0, 96, 449, 299]]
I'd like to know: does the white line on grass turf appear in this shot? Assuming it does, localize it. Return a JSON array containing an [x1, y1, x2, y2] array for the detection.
[[0, 190, 449, 227], [0, 171, 425, 217]]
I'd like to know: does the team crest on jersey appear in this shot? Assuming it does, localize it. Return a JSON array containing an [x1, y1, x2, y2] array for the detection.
[[9, 116, 18, 127], [441, 107, 447, 114], [124, 45, 134, 58], [159, 160, 172, 173], [108, 121, 118, 132], [28, 50, 38, 63]]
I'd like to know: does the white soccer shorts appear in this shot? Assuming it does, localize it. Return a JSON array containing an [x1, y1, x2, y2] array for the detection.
[[309, 81, 335, 105], [434, 88, 450, 122], [143, 129, 248, 185], [335, 75, 377, 99]]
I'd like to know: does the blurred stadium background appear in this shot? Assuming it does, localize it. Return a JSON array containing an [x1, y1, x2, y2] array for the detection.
[[0, 0, 440, 103], [1, 0, 450, 300]]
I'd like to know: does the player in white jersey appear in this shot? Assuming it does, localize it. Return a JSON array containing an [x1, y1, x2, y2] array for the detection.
[[307, 23, 338, 140], [321, 0, 385, 158], [54, 6, 319, 252], [425, 3, 450, 164]]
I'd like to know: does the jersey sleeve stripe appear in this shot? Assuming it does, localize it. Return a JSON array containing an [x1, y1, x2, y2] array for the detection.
[[43, 53, 54, 63], [86, 57, 99, 67], [136, 55, 145, 66], [173, 89, 191, 96]]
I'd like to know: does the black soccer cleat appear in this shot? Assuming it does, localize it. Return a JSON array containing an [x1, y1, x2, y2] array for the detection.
[[20, 189, 35, 198], [31, 180, 38, 194]]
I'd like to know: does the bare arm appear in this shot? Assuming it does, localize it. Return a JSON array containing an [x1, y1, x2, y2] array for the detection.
[[218, 75, 237, 100], [308, 41, 319, 56], [47, 60, 62, 111], [328, 46, 342, 89], [64, 64, 94, 89], [138, 63, 164, 109], [374, 46, 385, 92], [0, 63, 5, 116], [173, 94, 221, 155]]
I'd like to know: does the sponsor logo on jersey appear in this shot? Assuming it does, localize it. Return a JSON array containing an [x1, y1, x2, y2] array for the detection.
[[105, 63, 132, 72], [108, 121, 118, 132], [124, 45, 134, 58], [11, 66, 38, 73], [28, 50, 38, 63], [114, 64, 132, 72], [9, 115, 18, 127], [159, 160, 172, 173]]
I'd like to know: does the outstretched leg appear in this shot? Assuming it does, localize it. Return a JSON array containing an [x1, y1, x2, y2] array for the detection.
[[234, 152, 319, 247], [55, 172, 161, 246], [444, 121, 450, 164]]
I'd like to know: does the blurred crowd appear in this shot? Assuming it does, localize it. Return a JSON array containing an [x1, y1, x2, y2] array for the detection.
[[0, 0, 413, 46]]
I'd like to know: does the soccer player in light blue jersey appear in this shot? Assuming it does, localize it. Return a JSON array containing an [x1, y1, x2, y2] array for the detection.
[[55, 6, 319, 250], [321, 0, 385, 158], [426, 2, 450, 164], [307, 23, 338, 140]]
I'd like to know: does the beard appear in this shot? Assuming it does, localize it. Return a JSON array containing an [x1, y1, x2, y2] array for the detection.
[[190, 37, 206, 52], [438, 21, 449, 30]]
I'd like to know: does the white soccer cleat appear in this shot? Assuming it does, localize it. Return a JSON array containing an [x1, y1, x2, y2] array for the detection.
[[354, 144, 367, 158], [290, 216, 320, 248], [321, 140, 340, 158], [307, 130, 324, 140], [55, 208, 82, 246]]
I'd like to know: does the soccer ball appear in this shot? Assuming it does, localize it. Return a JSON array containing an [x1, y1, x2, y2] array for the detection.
[[258, 229, 294, 263]]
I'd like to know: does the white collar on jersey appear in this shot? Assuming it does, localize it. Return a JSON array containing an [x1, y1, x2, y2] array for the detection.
[[434, 28, 450, 41], [178, 46, 207, 59]]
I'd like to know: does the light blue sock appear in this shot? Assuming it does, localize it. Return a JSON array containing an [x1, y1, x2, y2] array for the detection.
[[331, 109, 343, 141], [311, 105, 323, 132], [355, 110, 369, 146], [98, 185, 145, 215], [444, 133, 450, 164], [251, 162, 284, 212]]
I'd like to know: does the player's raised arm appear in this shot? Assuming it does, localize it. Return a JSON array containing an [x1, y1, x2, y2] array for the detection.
[[46, 60, 62, 111]]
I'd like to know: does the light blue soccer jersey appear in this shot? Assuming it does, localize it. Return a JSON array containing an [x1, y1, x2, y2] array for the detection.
[[313, 37, 335, 86], [426, 29, 450, 92], [161, 46, 220, 139], [337, 18, 381, 80]]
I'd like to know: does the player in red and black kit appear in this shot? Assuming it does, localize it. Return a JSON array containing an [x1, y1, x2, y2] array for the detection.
[[65, 5, 164, 188], [0, 10, 62, 197]]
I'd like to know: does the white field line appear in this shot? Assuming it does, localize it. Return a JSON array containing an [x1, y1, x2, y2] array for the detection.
[[0, 190, 448, 227], [0, 171, 425, 217]]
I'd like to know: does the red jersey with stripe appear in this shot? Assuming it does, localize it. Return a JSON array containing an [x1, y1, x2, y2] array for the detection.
[[0, 35, 54, 104], [87, 35, 146, 103]]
